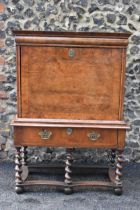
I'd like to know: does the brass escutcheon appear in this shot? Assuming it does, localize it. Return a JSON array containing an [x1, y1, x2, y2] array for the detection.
[[69, 48, 75, 58], [87, 132, 100, 141], [39, 130, 52, 140]]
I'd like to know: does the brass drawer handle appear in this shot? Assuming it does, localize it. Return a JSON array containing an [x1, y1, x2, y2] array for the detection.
[[39, 130, 52, 140], [87, 132, 100, 141]]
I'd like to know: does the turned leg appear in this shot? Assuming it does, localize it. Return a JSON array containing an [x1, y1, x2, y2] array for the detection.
[[21, 146, 29, 182], [114, 149, 123, 195], [109, 149, 116, 167], [15, 147, 23, 194], [64, 148, 73, 195], [21, 146, 27, 166]]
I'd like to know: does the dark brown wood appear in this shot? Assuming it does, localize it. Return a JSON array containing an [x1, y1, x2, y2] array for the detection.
[[20, 180, 115, 188], [12, 31, 130, 195], [109, 149, 116, 167], [21, 146, 29, 181], [21, 165, 28, 182], [21, 180, 65, 187], [64, 148, 73, 194], [13, 30, 131, 47], [108, 166, 116, 183], [15, 147, 23, 194], [28, 164, 108, 175], [13, 30, 131, 38], [15, 164, 118, 192], [114, 150, 123, 195], [21, 146, 27, 166]]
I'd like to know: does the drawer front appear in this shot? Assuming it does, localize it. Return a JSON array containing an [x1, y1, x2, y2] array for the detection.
[[14, 127, 117, 148]]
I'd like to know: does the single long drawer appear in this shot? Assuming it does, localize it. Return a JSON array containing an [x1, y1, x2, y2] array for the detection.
[[14, 127, 118, 148]]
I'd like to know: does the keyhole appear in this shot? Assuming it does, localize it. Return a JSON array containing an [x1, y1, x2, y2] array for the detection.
[[69, 49, 75, 58]]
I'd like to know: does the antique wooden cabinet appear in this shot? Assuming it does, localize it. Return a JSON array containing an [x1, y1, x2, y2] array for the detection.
[[12, 31, 130, 195]]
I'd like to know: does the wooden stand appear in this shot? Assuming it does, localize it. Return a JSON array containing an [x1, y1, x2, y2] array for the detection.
[[15, 147, 124, 195]]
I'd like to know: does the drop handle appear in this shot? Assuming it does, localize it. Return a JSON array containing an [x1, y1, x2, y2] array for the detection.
[[39, 130, 52, 140], [87, 132, 101, 141]]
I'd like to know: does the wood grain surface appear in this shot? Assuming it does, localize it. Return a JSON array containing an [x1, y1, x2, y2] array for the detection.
[[20, 46, 123, 120]]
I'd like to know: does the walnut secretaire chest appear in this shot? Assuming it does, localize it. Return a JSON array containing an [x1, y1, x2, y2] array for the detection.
[[12, 31, 131, 195]]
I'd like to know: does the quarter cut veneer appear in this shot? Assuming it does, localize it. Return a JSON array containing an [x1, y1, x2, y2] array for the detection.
[[12, 31, 131, 195]]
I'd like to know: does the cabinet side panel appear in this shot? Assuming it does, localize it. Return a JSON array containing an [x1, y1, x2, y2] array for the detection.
[[20, 46, 30, 117], [110, 48, 123, 120], [118, 48, 127, 120], [16, 46, 21, 117], [117, 129, 126, 149]]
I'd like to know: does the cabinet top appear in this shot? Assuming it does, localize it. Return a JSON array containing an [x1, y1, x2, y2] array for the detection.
[[13, 30, 131, 38], [13, 30, 131, 47]]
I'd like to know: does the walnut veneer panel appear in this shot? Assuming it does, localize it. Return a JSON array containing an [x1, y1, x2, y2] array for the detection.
[[20, 46, 123, 120]]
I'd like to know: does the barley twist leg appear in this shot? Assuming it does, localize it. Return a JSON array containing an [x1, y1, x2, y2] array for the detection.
[[114, 150, 123, 195], [21, 146, 27, 166], [15, 147, 23, 194], [110, 149, 116, 168], [64, 148, 73, 194]]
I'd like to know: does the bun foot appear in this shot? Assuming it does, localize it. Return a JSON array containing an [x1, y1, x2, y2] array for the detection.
[[114, 187, 123, 196], [64, 187, 73, 195], [15, 186, 23, 194]]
